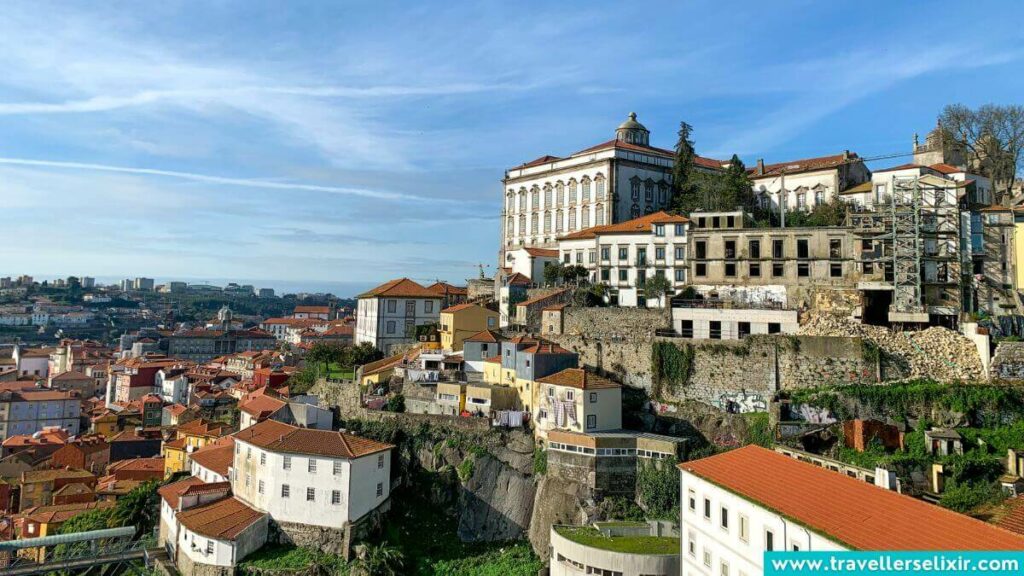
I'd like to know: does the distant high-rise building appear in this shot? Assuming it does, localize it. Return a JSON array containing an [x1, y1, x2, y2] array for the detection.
[[133, 277, 155, 291], [258, 288, 275, 298], [80, 277, 95, 289]]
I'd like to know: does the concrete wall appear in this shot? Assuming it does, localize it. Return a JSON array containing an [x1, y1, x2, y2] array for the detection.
[[549, 525, 680, 576]]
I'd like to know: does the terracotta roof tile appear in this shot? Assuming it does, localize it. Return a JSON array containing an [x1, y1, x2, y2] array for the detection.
[[19, 500, 113, 524], [358, 278, 442, 299], [360, 352, 405, 376], [681, 445, 1024, 550], [234, 419, 393, 459], [930, 163, 964, 175], [239, 394, 286, 418], [176, 496, 265, 540], [997, 496, 1024, 536], [426, 282, 469, 296], [559, 210, 688, 241], [537, 368, 620, 390], [465, 330, 503, 344], [523, 247, 559, 258], [516, 289, 569, 309], [441, 303, 489, 314], [504, 272, 532, 286], [157, 476, 206, 509], [189, 437, 235, 476], [752, 152, 860, 178]]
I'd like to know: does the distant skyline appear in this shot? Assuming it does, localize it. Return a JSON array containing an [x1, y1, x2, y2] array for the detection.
[[2, 1, 1023, 289]]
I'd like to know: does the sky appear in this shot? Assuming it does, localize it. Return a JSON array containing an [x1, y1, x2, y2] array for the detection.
[[2, 1, 1023, 296]]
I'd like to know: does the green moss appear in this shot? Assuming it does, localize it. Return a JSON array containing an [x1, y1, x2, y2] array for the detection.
[[554, 526, 679, 555], [532, 447, 547, 476], [744, 413, 773, 448], [457, 456, 475, 482]]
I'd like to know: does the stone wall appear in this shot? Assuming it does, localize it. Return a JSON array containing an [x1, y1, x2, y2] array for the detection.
[[991, 341, 1024, 380], [547, 451, 637, 497], [562, 307, 671, 340]]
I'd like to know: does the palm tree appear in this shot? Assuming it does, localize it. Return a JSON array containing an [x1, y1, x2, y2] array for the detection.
[[351, 543, 404, 576]]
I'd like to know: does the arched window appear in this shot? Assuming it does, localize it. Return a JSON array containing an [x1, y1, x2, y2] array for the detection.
[[568, 208, 577, 230], [556, 209, 564, 232], [518, 214, 526, 234], [506, 217, 514, 236], [595, 175, 606, 201], [531, 186, 540, 210], [595, 204, 605, 226], [518, 189, 527, 211], [581, 177, 591, 203], [543, 211, 552, 233], [556, 182, 565, 206], [645, 179, 654, 202], [630, 177, 641, 201], [581, 206, 590, 228], [631, 204, 641, 218], [531, 213, 539, 234], [506, 190, 514, 212], [658, 181, 668, 204], [568, 179, 578, 204], [543, 185, 552, 207]]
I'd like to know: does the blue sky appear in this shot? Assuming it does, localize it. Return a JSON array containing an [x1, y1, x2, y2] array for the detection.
[[2, 1, 1023, 296]]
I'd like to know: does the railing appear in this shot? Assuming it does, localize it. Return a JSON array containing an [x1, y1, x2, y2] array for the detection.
[[671, 298, 788, 311]]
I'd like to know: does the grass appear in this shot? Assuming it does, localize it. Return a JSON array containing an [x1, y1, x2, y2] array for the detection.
[[554, 526, 679, 555], [326, 362, 355, 380], [239, 544, 348, 574]]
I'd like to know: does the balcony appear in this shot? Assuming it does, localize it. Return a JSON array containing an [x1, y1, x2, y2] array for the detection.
[[671, 297, 788, 311]]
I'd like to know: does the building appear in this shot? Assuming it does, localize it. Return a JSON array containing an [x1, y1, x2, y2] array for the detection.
[[426, 282, 469, 309], [50, 434, 110, 474], [165, 328, 276, 363], [230, 420, 393, 552], [438, 303, 498, 352], [534, 368, 622, 439], [163, 419, 231, 477], [678, 445, 1024, 576], [12, 346, 52, 379], [558, 210, 690, 307], [546, 429, 685, 497], [549, 522, 679, 576], [110, 355, 186, 405], [19, 468, 96, 509], [132, 277, 155, 291], [355, 278, 443, 353], [496, 336, 578, 413], [158, 478, 267, 574], [750, 151, 870, 214], [356, 353, 404, 389], [671, 300, 798, 339], [47, 370, 97, 398], [500, 112, 724, 264], [238, 392, 332, 431], [189, 437, 234, 483], [498, 272, 532, 328], [15, 501, 114, 560], [291, 305, 332, 320], [461, 330, 505, 373], [505, 247, 559, 283], [0, 389, 81, 441], [157, 367, 191, 405]]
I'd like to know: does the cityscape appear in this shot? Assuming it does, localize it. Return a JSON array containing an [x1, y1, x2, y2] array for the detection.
[[2, 2, 1024, 576]]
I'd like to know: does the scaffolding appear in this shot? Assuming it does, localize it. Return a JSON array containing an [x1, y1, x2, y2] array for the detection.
[[889, 177, 927, 322]]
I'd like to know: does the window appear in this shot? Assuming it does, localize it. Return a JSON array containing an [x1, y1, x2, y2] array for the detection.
[[332, 490, 341, 504], [772, 262, 784, 277], [387, 299, 397, 313], [618, 247, 628, 260], [334, 461, 343, 475], [376, 482, 384, 497], [703, 547, 712, 568], [586, 414, 597, 429], [386, 321, 396, 334], [738, 322, 751, 339], [260, 452, 266, 465], [590, 392, 597, 403], [581, 178, 591, 202], [207, 540, 214, 555], [656, 247, 665, 260], [556, 182, 565, 205], [766, 530, 775, 551], [619, 270, 628, 282], [595, 205, 605, 226], [425, 300, 433, 313], [566, 390, 575, 401], [568, 209, 576, 230], [709, 321, 722, 339], [645, 180, 654, 201], [308, 458, 317, 473], [724, 240, 736, 259], [258, 480, 265, 494], [749, 262, 761, 277], [655, 224, 665, 237], [601, 246, 610, 261], [378, 454, 385, 469], [829, 239, 842, 258], [688, 531, 697, 557], [245, 474, 251, 486], [773, 239, 784, 258], [798, 263, 810, 277], [797, 239, 809, 259], [749, 239, 761, 258], [768, 322, 781, 334], [695, 262, 707, 277], [688, 489, 696, 511], [830, 262, 842, 277], [675, 246, 685, 260], [283, 456, 291, 470], [721, 506, 729, 530], [739, 514, 749, 543], [675, 269, 685, 282], [601, 268, 610, 282], [695, 241, 707, 259], [721, 560, 730, 576], [725, 262, 736, 277], [281, 484, 290, 498], [704, 497, 711, 519], [306, 487, 315, 501]]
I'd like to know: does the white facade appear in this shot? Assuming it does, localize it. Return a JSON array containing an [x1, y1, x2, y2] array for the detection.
[[549, 525, 679, 576], [750, 152, 870, 214], [679, 469, 845, 576], [190, 457, 227, 483], [355, 295, 441, 353], [157, 370, 190, 405], [506, 247, 558, 282], [0, 392, 81, 441], [534, 382, 622, 440], [557, 216, 689, 308], [230, 439, 392, 528], [671, 307, 798, 339]]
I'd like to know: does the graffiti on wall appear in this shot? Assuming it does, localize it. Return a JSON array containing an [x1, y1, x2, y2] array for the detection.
[[796, 404, 837, 425], [716, 391, 768, 414]]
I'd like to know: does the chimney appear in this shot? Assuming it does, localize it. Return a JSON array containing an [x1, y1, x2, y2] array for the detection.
[[843, 150, 850, 161], [756, 158, 764, 175]]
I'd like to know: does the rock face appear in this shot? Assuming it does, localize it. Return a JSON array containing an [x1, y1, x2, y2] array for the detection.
[[527, 475, 591, 558], [799, 316, 983, 381], [458, 454, 536, 541]]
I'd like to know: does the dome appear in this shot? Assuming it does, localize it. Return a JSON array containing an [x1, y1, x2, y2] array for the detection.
[[615, 112, 650, 146]]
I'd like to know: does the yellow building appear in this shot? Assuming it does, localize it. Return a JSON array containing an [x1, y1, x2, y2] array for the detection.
[[162, 419, 229, 477], [90, 411, 118, 438], [358, 352, 405, 389], [439, 304, 498, 352], [1014, 213, 1024, 290], [483, 355, 503, 384], [435, 382, 466, 415]]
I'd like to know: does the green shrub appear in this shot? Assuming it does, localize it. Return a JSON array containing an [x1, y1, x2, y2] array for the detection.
[[532, 447, 547, 476], [457, 457, 475, 482]]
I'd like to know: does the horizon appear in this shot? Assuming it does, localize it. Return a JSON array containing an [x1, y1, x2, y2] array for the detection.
[[2, 1, 1023, 287]]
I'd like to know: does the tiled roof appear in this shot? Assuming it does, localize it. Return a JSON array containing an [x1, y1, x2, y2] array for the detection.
[[360, 353, 405, 376], [239, 393, 286, 418], [235, 419, 393, 459], [752, 152, 860, 178], [524, 247, 559, 258], [516, 289, 569, 309], [52, 482, 94, 497], [158, 476, 205, 509], [189, 437, 235, 476], [681, 445, 1024, 550], [441, 303, 488, 314], [108, 457, 165, 474], [3, 428, 70, 448], [930, 163, 964, 175], [358, 278, 441, 299], [521, 342, 572, 355], [873, 163, 926, 173], [19, 500, 113, 525], [176, 496, 265, 541], [484, 355, 502, 363], [176, 419, 230, 439], [294, 306, 331, 314], [998, 496, 1024, 536], [504, 272, 532, 286], [50, 370, 92, 382], [22, 468, 96, 484], [543, 303, 569, 311], [559, 210, 689, 241], [568, 139, 725, 170], [511, 154, 565, 170], [537, 368, 620, 390], [839, 181, 873, 196], [465, 330, 503, 344], [427, 282, 469, 296]]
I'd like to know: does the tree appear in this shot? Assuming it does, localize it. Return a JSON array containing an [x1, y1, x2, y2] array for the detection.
[[722, 154, 754, 211], [384, 393, 405, 413], [306, 342, 334, 376], [671, 121, 698, 213], [641, 274, 673, 308], [352, 543, 405, 576], [107, 480, 161, 536], [561, 265, 589, 286], [543, 261, 564, 286], [939, 104, 1024, 203], [345, 342, 384, 368]]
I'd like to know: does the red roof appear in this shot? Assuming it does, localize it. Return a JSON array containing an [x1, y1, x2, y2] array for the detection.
[[189, 437, 235, 476], [680, 445, 1024, 550], [752, 152, 860, 178], [358, 278, 442, 299], [234, 419, 393, 459], [570, 139, 725, 170], [873, 163, 926, 173], [930, 163, 964, 175], [560, 210, 689, 241], [158, 476, 206, 509], [504, 272, 532, 286], [537, 368, 619, 390], [523, 247, 559, 258], [441, 303, 490, 314], [465, 330, 503, 344], [293, 305, 331, 314], [427, 281, 469, 296], [176, 496, 265, 540], [239, 393, 286, 418]]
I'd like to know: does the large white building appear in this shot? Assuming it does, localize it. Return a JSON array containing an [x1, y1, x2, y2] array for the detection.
[[230, 419, 393, 531], [557, 210, 690, 307], [355, 278, 443, 353], [0, 388, 81, 441], [500, 113, 724, 265], [750, 151, 870, 215], [679, 445, 1024, 576]]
